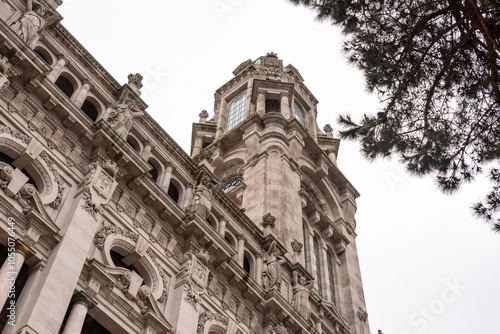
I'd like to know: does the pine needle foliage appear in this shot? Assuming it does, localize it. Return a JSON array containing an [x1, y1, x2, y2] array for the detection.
[[288, 0, 500, 231]]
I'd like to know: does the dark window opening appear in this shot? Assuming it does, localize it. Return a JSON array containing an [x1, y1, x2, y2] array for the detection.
[[0, 152, 14, 165], [55, 76, 74, 98], [147, 160, 158, 182], [167, 183, 179, 203], [81, 100, 98, 122], [34, 50, 50, 65], [126, 137, 141, 152], [265, 99, 280, 113], [243, 255, 251, 274], [0, 152, 38, 191]]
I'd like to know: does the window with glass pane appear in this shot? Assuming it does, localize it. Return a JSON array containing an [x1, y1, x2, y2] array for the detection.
[[294, 102, 304, 125], [226, 92, 247, 131], [313, 237, 322, 297], [327, 251, 336, 304]]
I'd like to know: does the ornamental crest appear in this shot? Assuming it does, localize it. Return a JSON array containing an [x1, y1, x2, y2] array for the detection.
[[184, 252, 209, 309]]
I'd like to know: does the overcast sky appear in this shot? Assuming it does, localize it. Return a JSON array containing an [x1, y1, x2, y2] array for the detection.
[[58, 1, 500, 333]]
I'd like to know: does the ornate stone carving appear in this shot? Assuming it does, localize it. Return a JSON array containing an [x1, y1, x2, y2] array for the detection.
[[127, 73, 143, 89], [0, 55, 22, 90], [81, 187, 103, 220], [291, 239, 302, 255], [93, 224, 138, 250], [357, 307, 368, 322], [0, 122, 30, 144], [323, 124, 333, 135], [292, 270, 314, 320], [0, 165, 14, 189], [195, 147, 213, 163], [262, 212, 276, 229], [146, 248, 169, 303], [184, 252, 209, 309], [262, 241, 285, 292], [197, 310, 228, 334], [115, 270, 132, 293], [11, 0, 58, 49], [39, 151, 65, 210], [259, 52, 283, 78], [185, 175, 214, 220], [80, 161, 117, 220], [106, 100, 144, 139], [135, 285, 150, 314], [16, 183, 36, 213]]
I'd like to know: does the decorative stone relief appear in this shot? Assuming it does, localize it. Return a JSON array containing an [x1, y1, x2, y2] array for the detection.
[[80, 160, 118, 220], [106, 99, 144, 139], [93, 224, 138, 251], [115, 270, 132, 293], [135, 285, 150, 314], [146, 248, 169, 303], [262, 241, 286, 292], [11, 0, 58, 49], [16, 183, 36, 213], [291, 239, 302, 255], [262, 213, 276, 229], [0, 165, 14, 188], [185, 175, 214, 220], [0, 121, 30, 144], [39, 151, 65, 210], [259, 52, 283, 78], [0, 55, 22, 90], [184, 252, 209, 309], [357, 307, 368, 322], [127, 73, 143, 89], [196, 310, 228, 334]]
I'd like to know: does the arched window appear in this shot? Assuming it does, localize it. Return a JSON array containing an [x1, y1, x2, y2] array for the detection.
[[55, 75, 75, 98], [34, 47, 52, 65], [226, 92, 246, 131], [294, 102, 304, 125], [126, 136, 141, 153], [224, 232, 236, 248], [81, 99, 98, 122], [327, 251, 336, 304], [147, 159, 159, 183], [167, 183, 179, 203], [313, 237, 322, 297]]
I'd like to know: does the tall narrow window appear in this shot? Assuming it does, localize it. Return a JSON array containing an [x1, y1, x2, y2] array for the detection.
[[294, 102, 304, 125], [226, 92, 247, 131], [313, 237, 322, 297], [327, 251, 336, 304], [303, 223, 308, 271]]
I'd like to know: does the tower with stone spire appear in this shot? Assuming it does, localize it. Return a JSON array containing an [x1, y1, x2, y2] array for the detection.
[[191, 52, 370, 334]]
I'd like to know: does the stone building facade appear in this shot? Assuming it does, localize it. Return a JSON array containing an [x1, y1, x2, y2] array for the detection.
[[0, 1, 370, 333]]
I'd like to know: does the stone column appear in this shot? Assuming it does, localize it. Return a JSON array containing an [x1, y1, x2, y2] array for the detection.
[[215, 99, 228, 139], [255, 254, 263, 286], [236, 236, 246, 267], [161, 164, 174, 191], [8, 161, 117, 334], [256, 92, 266, 116], [218, 218, 226, 238], [280, 95, 290, 119], [142, 142, 153, 160], [192, 136, 203, 157], [0, 240, 35, 309], [61, 291, 97, 334], [71, 80, 92, 108], [46, 56, 67, 83]]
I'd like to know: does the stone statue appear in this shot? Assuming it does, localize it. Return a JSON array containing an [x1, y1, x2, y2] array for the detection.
[[185, 175, 213, 219], [135, 285, 150, 314], [115, 270, 132, 293], [12, 0, 57, 48], [292, 271, 314, 320], [106, 99, 144, 139], [262, 241, 286, 292]]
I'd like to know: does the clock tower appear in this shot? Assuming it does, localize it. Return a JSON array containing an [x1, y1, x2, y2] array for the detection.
[[191, 53, 370, 333]]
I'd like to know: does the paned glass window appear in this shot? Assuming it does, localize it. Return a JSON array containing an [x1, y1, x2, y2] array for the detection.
[[313, 237, 322, 297], [226, 92, 247, 131], [294, 102, 304, 125], [327, 251, 336, 304], [303, 224, 308, 271]]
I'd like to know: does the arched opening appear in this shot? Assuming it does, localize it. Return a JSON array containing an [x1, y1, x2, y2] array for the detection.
[[81, 99, 98, 122], [224, 232, 236, 248], [110, 249, 151, 287], [206, 215, 217, 230], [126, 136, 141, 153], [55, 75, 75, 99], [34, 47, 52, 65], [147, 159, 159, 183], [167, 183, 179, 203], [243, 255, 251, 274]]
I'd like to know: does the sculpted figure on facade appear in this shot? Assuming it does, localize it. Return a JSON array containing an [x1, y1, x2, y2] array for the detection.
[[115, 270, 132, 293], [185, 175, 213, 220], [12, 0, 57, 48], [106, 99, 144, 139], [0, 165, 14, 188], [184, 252, 209, 309], [16, 183, 36, 213], [135, 285, 151, 314], [292, 270, 314, 320], [262, 241, 286, 292]]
